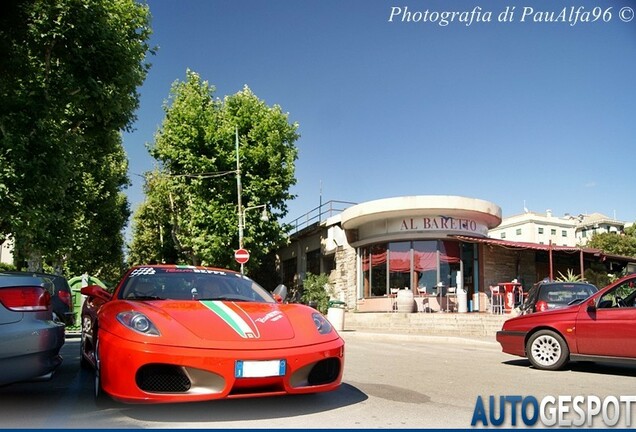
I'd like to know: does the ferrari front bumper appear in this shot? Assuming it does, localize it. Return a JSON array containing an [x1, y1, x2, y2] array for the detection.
[[98, 330, 345, 404]]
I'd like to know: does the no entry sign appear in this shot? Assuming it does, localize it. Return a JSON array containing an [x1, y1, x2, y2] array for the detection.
[[234, 248, 250, 264]]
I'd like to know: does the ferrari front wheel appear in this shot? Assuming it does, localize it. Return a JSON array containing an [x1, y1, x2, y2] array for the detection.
[[526, 330, 569, 371], [93, 339, 110, 405]]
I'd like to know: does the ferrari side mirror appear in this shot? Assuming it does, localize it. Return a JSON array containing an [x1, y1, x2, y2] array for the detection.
[[273, 284, 288, 303], [586, 298, 596, 312], [81, 284, 112, 302]]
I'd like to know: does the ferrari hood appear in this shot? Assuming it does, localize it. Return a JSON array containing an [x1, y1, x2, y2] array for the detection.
[[149, 300, 297, 343]]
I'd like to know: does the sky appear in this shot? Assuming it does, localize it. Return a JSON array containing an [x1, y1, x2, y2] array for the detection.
[[123, 0, 636, 230]]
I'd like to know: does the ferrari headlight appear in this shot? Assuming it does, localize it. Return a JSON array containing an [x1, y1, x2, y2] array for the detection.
[[117, 311, 161, 336], [312, 312, 333, 335]]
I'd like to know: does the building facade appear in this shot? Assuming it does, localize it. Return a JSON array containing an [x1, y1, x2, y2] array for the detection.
[[339, 196, 501, 312], [278, 197, 635, 314], [279, 196, 503, 312]]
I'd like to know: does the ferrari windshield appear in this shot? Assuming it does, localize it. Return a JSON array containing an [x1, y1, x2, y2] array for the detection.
[[119, 267, 275, 303]]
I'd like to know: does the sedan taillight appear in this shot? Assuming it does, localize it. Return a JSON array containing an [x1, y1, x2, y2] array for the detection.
[[58, 290, 73, 308], [0, 287, 51, 311]]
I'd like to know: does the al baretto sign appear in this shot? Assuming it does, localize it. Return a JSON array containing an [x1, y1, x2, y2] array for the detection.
[[394, 215, 487, 236]]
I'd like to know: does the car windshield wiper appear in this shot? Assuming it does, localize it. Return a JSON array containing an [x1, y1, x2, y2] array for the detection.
[[131, 295, 165, 301], [200, 295, 254, 302]]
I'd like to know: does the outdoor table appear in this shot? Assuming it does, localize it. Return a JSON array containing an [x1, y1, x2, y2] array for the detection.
[[498, 282, 522, 313]]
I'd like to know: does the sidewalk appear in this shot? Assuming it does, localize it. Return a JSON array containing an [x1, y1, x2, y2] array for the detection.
[[341, 310, 508, 340], [338, 328, 499, 347]]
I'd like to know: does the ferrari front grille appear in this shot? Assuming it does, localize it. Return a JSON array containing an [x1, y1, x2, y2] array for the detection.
[[307, 358, 340, 385], [136, 364, 191, 393]]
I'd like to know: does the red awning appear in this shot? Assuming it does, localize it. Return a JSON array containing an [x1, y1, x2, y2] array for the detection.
[[452, 235, 602, 255], [452, 235, 636, 281]]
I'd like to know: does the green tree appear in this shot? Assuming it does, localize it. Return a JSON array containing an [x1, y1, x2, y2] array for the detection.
[[584, 225, 636, 287], [586, 226, 636, 259], [62, 140, 132, 281], [127, 171, 179, 265], [0, 0, 152, 277], [129, 70, 299, 278]]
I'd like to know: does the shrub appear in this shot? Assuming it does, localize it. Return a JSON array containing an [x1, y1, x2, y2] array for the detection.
[[300, 273, 333, 314], [0, 262, 16, 272], [584, 262, 613, 288]]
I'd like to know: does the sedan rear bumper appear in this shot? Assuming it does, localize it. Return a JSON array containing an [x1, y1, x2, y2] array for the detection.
[[0, 321, 65, 386]]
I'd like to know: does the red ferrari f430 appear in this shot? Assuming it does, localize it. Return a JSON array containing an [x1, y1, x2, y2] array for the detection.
[[80, 265, 344, 404]]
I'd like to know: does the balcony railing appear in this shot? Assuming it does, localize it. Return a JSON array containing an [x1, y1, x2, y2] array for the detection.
[[285, 200, 357, 236]]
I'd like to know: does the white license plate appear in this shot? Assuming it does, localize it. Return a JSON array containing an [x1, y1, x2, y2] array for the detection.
[[235, 360, 286, 378]]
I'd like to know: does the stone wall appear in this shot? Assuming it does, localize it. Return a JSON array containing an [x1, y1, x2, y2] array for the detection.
[[482, 245, 537, 289], [328, 243, 357, 310], [344, 311, 508, 338]]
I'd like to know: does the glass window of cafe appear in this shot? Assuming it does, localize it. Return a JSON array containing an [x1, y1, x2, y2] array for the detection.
[[360, 240, 476, 297]]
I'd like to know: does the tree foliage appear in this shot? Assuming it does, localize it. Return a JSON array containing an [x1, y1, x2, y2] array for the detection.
[[586, 225, 636, 259], [127, 171, 180, 266], [0, 0, 152, 280], [583, 225, 636, 287], [129, 70, 299, 282]]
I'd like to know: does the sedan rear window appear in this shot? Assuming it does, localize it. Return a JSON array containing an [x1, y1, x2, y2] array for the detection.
[[539, 283, 597, 305]]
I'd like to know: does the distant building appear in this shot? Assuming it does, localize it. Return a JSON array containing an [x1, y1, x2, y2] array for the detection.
[[0, 236, 14, 266], [488, 210, 625, 246], [574, 213, 626, 245]]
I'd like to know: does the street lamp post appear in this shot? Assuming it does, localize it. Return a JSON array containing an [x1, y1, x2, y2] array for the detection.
[[237, 204, 269, 274], [235, 127, 268, 274], [236, 127, 243, 249]]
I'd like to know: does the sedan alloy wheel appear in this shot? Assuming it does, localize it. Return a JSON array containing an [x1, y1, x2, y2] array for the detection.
[[526, 330, 570, 370]]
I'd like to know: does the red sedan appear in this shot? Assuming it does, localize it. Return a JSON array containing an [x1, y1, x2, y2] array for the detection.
[[80, 265, 344, 404], [497, 273, 636, 370]]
